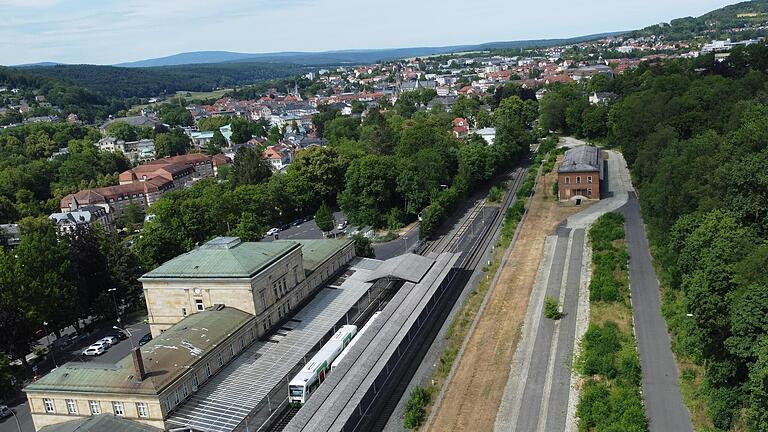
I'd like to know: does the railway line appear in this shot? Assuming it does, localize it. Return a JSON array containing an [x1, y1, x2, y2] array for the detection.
[[264, 160, 532, 432]]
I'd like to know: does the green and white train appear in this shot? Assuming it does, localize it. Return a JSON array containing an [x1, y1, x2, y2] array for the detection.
[[288, 324, 357, 405]]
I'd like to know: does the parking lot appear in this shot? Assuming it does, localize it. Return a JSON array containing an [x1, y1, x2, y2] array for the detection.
[[1, 319, 150, 432]]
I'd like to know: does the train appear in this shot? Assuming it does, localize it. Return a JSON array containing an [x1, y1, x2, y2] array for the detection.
[[331, 311, 382, 372], [288, 324, 357, 405]]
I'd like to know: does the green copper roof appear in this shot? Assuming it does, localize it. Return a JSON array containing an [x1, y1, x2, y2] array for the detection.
[[140, 237, 300, 279], [277, 239, 353, 275], [25, 307, 253, 396]]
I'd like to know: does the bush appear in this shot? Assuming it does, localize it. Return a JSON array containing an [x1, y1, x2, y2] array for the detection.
[[488, 185, 504, 203], [544, 295, 562, 319], [580, 322, 621, 378], [552, 179, 559, 198], [403, 386, 432, 429]]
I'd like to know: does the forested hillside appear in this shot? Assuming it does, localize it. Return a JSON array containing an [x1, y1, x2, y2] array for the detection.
[[18, 62, 311, 99], [633, 0, 768, 41], [605, 45, 768, 431], [0, 67, 130, 122]]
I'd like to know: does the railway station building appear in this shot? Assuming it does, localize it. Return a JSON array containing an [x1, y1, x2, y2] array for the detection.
[[557, 145, 603, 203], [25, 306, 257, 431], [140, 237, 355, 337]]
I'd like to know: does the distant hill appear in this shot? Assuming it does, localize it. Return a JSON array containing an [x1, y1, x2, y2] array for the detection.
[[14, 62, 62, 68], [632, 0, 768, 40], [114, 32, 625, 68]]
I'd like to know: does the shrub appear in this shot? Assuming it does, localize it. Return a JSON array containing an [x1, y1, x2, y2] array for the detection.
[[580, 322, 621, 378], [544, 295, 562, 319], [488, 185, 503, 203], [552, 179, 559, 198], [403, 386, 432, 429]]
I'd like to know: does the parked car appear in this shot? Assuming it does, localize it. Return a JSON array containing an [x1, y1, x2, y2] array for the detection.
[[291, 219, 304, 226], [336, 220, 348, 230], [138, 334, 152, 346], [303, 216, 314, 222], [280, 224, 291, 231], [81, 345, 106, 356], [0, 405, 12, 419], [266, 227, 280, 236], [112, 331, 128, 340], [98, 336, 118, 347], [89, 340, 109, 350]]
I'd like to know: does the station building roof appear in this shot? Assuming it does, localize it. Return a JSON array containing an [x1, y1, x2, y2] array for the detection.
[[37, 414, 163, 432], [558, 145, 601, 173], [25, 306, 253, 396]]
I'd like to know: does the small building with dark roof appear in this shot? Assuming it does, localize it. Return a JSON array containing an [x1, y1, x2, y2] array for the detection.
[[557, 146, 603, 202]]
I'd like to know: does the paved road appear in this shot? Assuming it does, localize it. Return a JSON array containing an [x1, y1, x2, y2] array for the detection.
[[1, 321, 150, 432], [621, 194, 693, 432], [373, 224, 420, 260]]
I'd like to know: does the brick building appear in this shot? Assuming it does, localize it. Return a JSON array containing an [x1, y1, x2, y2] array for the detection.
[[557, 146, 602, 203]]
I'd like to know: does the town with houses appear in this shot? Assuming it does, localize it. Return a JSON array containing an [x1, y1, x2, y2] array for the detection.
[[2, 32, 762, 238], [2, 4, 768, 432]]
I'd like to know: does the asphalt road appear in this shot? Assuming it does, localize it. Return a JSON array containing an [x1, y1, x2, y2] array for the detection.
[[262, 211, 347, 241], [621, 194, 693, 432], [1, 321, 150, 432]]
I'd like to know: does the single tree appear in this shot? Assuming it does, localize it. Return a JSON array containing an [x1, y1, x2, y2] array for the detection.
[[315, 202, 336, 232], [352, 233, 375, 258]]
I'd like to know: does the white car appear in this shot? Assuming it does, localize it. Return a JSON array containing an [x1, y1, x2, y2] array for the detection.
[[266, 227, 280, 236], [89, 340, 109, 350], [82, 345, 106, 356], [98, 336, 118, 347], [336, 221, 348, 230]]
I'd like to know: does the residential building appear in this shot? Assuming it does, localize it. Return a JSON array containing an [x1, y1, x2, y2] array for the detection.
[[25, 306, 259, 431], [49, 205, 115, 234], [452, 117, 469, 139], [475, 127, 496, 145], [557, 146, 603, 202], [589, 92, 617, 105], [262, 144, 293, 171], [60, 154, 229, 218], [139, 237, 355, 336], [0, 223, 21, 248]]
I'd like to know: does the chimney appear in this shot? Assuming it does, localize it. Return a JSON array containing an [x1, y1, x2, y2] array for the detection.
[[131, 347, 147, 381]]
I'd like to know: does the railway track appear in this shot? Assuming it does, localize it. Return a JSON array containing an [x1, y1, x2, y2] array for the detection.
[[263, 406, 300, 432], [261, 161, 532, 432]]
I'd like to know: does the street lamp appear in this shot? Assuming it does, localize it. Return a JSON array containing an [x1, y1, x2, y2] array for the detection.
[[108, 288, 120, 325], [113, 326, 136, 350], [42, 321, 58, 368]]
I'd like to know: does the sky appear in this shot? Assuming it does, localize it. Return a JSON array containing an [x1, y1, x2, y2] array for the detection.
[[0, 0, 738, 66]]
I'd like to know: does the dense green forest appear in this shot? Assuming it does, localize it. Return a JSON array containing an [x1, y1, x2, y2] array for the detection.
[[18, 61, 312, 99], [0, 67, 131, 122], [603, 45, 768, 430], [632, 0, 768, 41]]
